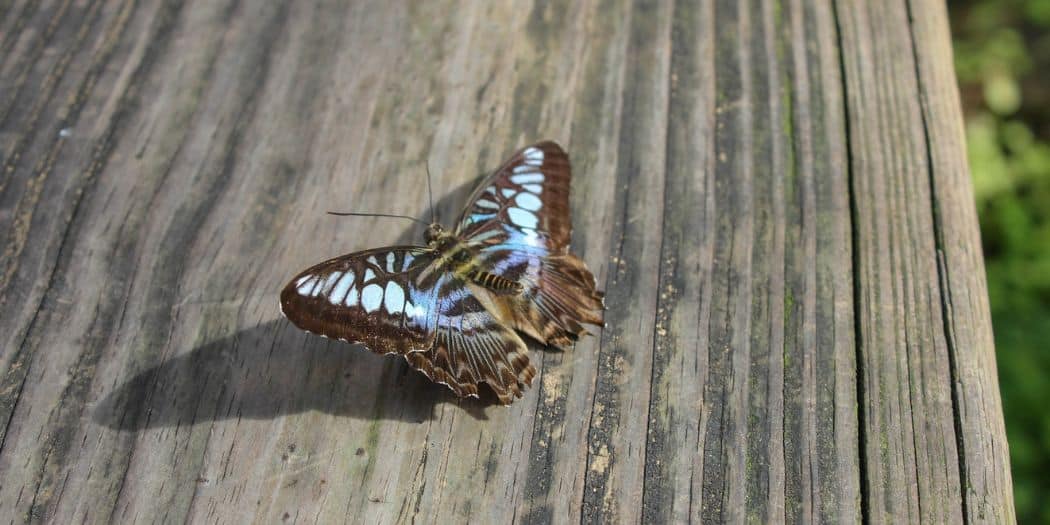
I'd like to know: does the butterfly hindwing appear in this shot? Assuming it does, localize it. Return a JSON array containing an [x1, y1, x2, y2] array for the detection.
[[406, 280, 536, 404], [476, 248, 604, 347]]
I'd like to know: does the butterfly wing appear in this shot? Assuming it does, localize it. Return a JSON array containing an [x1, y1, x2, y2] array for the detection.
[[456, 140, 572, 252], [280, 246, 438, 355], [454, 141, 604, 347], [407, 280, 535, 404], [280, 246, 535, 403]]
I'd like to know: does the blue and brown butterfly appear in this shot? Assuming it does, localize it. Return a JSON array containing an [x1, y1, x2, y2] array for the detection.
[[280, 141, 604, 405]]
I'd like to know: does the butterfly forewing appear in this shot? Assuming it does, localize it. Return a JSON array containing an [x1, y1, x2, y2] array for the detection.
[[456, 141, 572, 252], [280, 246, 536, 403], [280, 247, 438, 355]]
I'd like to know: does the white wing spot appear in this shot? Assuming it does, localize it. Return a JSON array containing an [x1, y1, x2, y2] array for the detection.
[[317, 272, 341, 296], [405, 302, 422, 318], [402, 253, 415, 270], [522, 183, 542, 194], [515, 192, 542, 211], [468, 229, 501, 243], [344, 286, 359, 306], [384, 281, 405, 314], [330, 271, 356, 304], [367, 256, 380, 267], [521, 227, 543, 247], [485, 185, 498, 196], [513, 165, 533, 174], [467, 212, 495, 225], [386, 252, 396, 272], [510, 173, 544, 184], [475, 199, 499, 209], [501, 188, 516, 199], [297, 277, 318, 296], [363, 268, 376, 282], [508, 207, 539, 229], [525, 157, 542, 166], [524, 147, 544, 161], [361, 284, 383, 312]]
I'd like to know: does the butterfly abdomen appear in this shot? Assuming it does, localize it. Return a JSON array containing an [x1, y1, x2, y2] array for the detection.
[[467, 269, 523, 295], [436, 237, 524, 295]]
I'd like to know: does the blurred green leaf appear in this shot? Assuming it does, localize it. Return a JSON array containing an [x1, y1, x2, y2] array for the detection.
[[951, 0, 1050, 521], [1025, 0, 1050, 26], [969, 115, 1014, 200], [984, 72, 1022, 114]]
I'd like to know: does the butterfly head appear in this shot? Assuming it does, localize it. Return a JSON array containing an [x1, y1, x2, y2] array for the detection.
[[424, 223, 449, 246]]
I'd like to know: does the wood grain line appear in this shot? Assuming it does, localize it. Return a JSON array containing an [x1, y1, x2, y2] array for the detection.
[[0, 0, 38, 66], [582, 0, 671, 522], [0, 0, 79, 132]]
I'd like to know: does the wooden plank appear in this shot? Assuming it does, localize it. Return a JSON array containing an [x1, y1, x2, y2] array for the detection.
[[834, 0, 1013, 522], [0, 0, 1012, 523], [906, 1, 1015, 522]]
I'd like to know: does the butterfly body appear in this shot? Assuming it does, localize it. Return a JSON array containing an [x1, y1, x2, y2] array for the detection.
[[419, 226, 523, 295], [281, 142, 603, 404]]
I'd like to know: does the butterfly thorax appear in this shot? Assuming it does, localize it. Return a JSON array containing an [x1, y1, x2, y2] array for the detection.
[[424, 223, 522, 295], [425, 225, 476, 274], [423, 223, 448, 246]]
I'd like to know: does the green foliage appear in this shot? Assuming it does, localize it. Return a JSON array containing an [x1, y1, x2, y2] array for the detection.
[[951, 0, 1050, 521], [995, 312, 1050, 523]]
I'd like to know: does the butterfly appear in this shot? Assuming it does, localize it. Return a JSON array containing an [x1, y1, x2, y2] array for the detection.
[[279, 141, 604, 405]]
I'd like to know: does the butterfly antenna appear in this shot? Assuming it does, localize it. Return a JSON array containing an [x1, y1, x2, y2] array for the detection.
[[425, 161, 436, 224], [326, 211, 428, 226]]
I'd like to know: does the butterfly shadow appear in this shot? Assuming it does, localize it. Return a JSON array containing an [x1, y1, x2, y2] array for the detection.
[[93, 318, 507, 431], [94, 175, 503, 431]]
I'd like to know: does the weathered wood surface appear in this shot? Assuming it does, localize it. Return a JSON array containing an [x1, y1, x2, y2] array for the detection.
[[0, 0, 1013, 523]]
